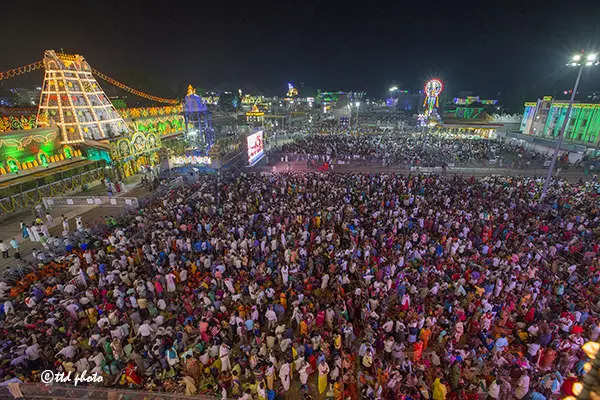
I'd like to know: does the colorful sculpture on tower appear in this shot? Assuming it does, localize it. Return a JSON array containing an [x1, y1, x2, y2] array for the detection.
[[422, 79, 444, 125], [286, 83, 298, 98]]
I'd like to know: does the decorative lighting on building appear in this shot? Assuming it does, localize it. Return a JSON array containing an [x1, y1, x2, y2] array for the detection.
[[36, 50, 129, 143]]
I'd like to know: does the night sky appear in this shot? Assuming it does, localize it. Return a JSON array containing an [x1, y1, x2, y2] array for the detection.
[[2, 0, 600, 110]]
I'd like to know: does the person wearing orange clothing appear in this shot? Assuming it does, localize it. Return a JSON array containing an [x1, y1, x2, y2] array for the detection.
[[412, 340, 424, 363], [420, 326, 432, 350], [299, 319, 308, 337], [280, 293, 287, 310], [334, 379, 343, 400]]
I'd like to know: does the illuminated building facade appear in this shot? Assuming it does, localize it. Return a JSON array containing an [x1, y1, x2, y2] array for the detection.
[[520, 97, 600, 145], [36, 50, 128, 144], [443, 96, 501, 122], [453, 96, 498, 106], [0, 128, 83, 176]]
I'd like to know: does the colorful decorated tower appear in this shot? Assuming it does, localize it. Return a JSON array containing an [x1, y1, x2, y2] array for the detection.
[[36, 50, 129, 144], [183, 85, 214, 154]]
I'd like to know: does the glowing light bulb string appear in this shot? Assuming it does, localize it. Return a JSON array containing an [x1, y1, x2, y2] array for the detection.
[[90, 68, 179, 105], [0, 60, 179, 105], [0, 60, 44, 80]]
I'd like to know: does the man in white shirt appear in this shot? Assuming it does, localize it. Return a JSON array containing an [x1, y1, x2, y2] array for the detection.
[[515, 371, 530, 399], [56, 344, 76, 360], [138, 321, 153, 339], [25, 343, 40, 361], [265, 307, 277, 330]]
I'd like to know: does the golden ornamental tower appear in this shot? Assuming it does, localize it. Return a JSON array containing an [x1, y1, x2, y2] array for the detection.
[[36, 50, 129, 144]]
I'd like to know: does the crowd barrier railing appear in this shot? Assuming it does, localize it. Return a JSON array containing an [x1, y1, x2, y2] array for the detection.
[[42, 196, 140, 209], [0, 383, 218, 400], [0, 167, 105, 217]]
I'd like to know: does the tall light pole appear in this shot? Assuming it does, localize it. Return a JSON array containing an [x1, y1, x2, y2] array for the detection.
[[540, 51, 599, 201]]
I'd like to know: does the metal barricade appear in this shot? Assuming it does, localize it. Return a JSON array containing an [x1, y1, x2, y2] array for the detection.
[[0, 167, 105, 216], [42, 196, 139, 209]]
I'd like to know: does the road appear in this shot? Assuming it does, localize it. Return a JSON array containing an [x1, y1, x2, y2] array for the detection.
[[263, 160, 591, 182]]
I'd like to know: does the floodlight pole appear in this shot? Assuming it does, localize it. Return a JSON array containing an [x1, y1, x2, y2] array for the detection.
[[540, 62, 584, 201]]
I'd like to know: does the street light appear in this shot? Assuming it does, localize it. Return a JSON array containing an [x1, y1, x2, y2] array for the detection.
[[389, 86, 398, 92], [540, 51, 599, 201]]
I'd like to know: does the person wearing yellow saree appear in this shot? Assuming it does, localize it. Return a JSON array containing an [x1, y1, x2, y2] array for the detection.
[[432, 377, 447, 400], [318, 359, 330, 394]]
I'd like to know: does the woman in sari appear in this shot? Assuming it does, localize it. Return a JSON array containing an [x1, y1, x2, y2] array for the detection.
[[265, 362, 275, 390], [124, 362, 142, 386], [318, 359, 330, 395], [420, 326, 432, 350], [413, 339, 424, 363]]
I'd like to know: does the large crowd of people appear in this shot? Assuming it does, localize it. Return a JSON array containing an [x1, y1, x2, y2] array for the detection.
[[0, 168, 599, 400], [278, 131, 542, 168]]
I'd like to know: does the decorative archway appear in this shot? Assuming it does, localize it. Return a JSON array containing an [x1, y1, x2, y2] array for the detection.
[[6, 157, 19, 173], [117, 139, 131, 159], [37, 150, 50, 166], [146, 133, 157, 150], [131, 133, 146, 154], [63, 145, 74, 159]]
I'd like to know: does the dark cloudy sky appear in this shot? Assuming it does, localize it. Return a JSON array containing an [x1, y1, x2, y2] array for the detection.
[[1, 0, 600, 109]]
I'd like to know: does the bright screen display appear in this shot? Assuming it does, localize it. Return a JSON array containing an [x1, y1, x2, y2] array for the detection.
[[247, 130, 265, 166]]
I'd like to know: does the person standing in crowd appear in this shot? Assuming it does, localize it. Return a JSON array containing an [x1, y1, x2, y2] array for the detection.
[[9, 238, 19, 259], [0, 240, 9, 258]]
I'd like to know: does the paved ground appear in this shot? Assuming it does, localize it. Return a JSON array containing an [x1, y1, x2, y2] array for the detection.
[[0, 178, 148, 272]]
